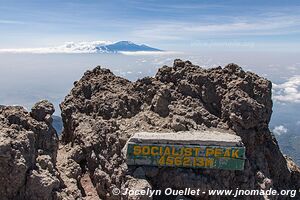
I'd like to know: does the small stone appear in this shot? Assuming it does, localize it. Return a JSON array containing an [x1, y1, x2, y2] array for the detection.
[[31, 100, 55, 122]]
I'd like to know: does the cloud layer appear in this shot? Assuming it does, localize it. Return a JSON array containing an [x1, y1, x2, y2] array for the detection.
[[273, 75, 300, 103], [272, 125, 288, 136], [0, 41, 112, 54]]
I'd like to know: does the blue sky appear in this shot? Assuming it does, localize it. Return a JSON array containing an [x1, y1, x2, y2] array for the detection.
[[0, 0, 300, 52]]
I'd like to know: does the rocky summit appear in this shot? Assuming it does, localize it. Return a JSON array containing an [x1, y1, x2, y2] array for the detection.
[[0, 59, 300, 200]]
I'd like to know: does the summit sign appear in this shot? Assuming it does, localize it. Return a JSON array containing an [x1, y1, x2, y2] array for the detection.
[[126, 131, 246, 170], [127, 143, 245, 170]]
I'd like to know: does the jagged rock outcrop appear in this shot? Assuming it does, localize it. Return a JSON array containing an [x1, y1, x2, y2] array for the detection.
[[59, 59, 300, 199], [0, 100, 60, 200]]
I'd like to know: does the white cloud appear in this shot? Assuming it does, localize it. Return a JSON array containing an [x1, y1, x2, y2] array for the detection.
[[0, 41, 112, 54], [272, 75, 300, 103], [272, 125, 288, 136]]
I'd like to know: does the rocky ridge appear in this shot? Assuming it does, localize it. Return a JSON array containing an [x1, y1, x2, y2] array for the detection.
[[0, 59, 299, 199], [0, 100, 59, 200]]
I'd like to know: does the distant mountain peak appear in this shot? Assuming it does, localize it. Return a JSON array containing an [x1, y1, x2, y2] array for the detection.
[[102, 41, 162, 52]]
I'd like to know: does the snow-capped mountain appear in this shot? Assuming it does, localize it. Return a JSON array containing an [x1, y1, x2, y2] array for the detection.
[[99, 41, 162, 52]]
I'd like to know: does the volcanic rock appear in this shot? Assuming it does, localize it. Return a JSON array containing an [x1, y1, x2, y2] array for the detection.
[[0, 101, 60, 200], [58, 60, 300, 199]]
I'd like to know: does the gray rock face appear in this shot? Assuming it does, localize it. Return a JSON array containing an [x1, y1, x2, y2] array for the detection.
[[127, 130, 243, 146], [59, 60, 300, 199], [0, 101, 60, 200]]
